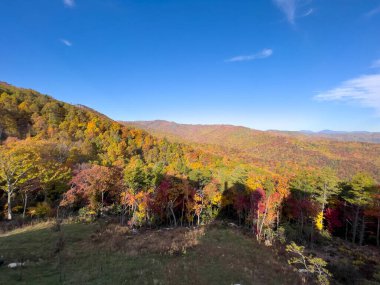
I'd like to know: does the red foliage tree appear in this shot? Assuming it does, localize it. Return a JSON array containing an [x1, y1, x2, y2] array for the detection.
[[61, 164, 121, 214]]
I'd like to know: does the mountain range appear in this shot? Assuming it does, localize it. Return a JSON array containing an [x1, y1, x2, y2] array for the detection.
[[0, 80, 379, 181]]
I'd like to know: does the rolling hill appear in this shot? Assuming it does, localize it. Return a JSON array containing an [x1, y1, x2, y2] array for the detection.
[[122, 120, 380, 180], [270, 129, 380, 144], [0, 82, 227, 177]]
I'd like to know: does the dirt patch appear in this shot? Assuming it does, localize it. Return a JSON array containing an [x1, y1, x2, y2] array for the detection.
[[91, 224, 206, 255]]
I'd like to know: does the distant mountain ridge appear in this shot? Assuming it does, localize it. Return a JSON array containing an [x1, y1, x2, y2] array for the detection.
[[125, 120, 380, 144], [269, 129, 380, 144]]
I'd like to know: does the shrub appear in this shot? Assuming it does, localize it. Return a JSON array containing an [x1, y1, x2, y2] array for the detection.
[[373, 265, 380, 282], [328, 258, 360, 285], [28, 203, 51, 218], [315, 229, 332, 246], [276, 226, 287, 244], [78, 206, 97, 222], [11, 205, 23, 214]]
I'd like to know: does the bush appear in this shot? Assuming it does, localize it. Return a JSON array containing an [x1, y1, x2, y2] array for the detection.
[[373, 265, 380, 282], [28, 203, 51, 218], [11, 205, 23, 214], [104, 204, 122, 216], [315, 229, 332, 246], [78, 206, 97, 222], [328, 258, 360, 285], [275, 226, 287, 244]]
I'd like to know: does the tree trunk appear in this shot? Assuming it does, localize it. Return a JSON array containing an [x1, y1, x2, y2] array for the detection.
[[344, 201, 348, 241], [352, 206, 360, 244], [377, 217, 380, 247], [258, 197, 270, 241], [121, 190, 128, 226], [322, 184, 326, 213], [359, 215, 365, 246], [169, 202, 177, 227], [7, 185, 12, 220], [321, 183, 327, 230], [101, 191, 104, 216], [171, 207, 177, 227], [121, 210, 125, 226], [197, 196, 204, 226], [255, 209, 260, 238], [180, 199, 184, 227], [22, 193, 28, 219]]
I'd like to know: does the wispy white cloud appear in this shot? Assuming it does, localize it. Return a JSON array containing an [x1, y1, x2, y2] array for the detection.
[[60, 39, 72, 47], [273, 0, 313, 24], [302, 8, 314, 17], [226, 49, 273, 63], [63, 0, 75, 8], [274, 0, 297, 24], [371, 59, 380, 68], [315, 74, 380, 115], [365, 5, 380, 18]]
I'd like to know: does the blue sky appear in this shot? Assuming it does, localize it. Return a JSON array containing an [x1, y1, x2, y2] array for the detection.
[[1, 0, 380, 131]]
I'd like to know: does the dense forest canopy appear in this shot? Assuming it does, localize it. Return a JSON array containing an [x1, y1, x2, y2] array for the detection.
[[124, 120, 380, 181]]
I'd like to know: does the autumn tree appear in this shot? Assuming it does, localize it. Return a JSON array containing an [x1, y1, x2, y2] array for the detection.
[[342, 173, 375, 244], [314, 168, 338, 231], [365, 186, 380, 246], [0, 138, 39, 220], [121, 157, 156, 226], [34, 141, 71, 206], [19, 178, 40, 218], [201, 179, 221, 223], [61, 164, 120, 215], [288, 170, 320, 238]]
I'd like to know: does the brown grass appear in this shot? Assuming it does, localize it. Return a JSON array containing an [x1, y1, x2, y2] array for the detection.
[[91, 224, 206, 255]]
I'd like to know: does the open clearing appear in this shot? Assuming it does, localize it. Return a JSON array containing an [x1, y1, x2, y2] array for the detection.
[[0, 221, 301, 285]]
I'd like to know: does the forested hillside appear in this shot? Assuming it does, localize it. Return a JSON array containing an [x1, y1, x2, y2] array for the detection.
[[0, 82, 267, 222], [0, 82, 221, 172], [124, 120, 380, 180], [1, 83, 380, 284]]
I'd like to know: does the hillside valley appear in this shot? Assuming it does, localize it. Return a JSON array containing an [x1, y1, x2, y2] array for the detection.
[[123, 120, 380, 180], [0, 83, 380, 285]]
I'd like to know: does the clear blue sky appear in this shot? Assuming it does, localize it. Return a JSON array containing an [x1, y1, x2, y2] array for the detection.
[[1, 0, 380, 131]]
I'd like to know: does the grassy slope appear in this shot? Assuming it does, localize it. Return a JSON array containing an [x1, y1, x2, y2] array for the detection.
[[0, 222, 301, 285]]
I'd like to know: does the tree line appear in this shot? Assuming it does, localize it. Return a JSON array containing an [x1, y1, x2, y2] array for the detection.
[[0, 82, 379, 248], [1, 136, 379, 247]]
